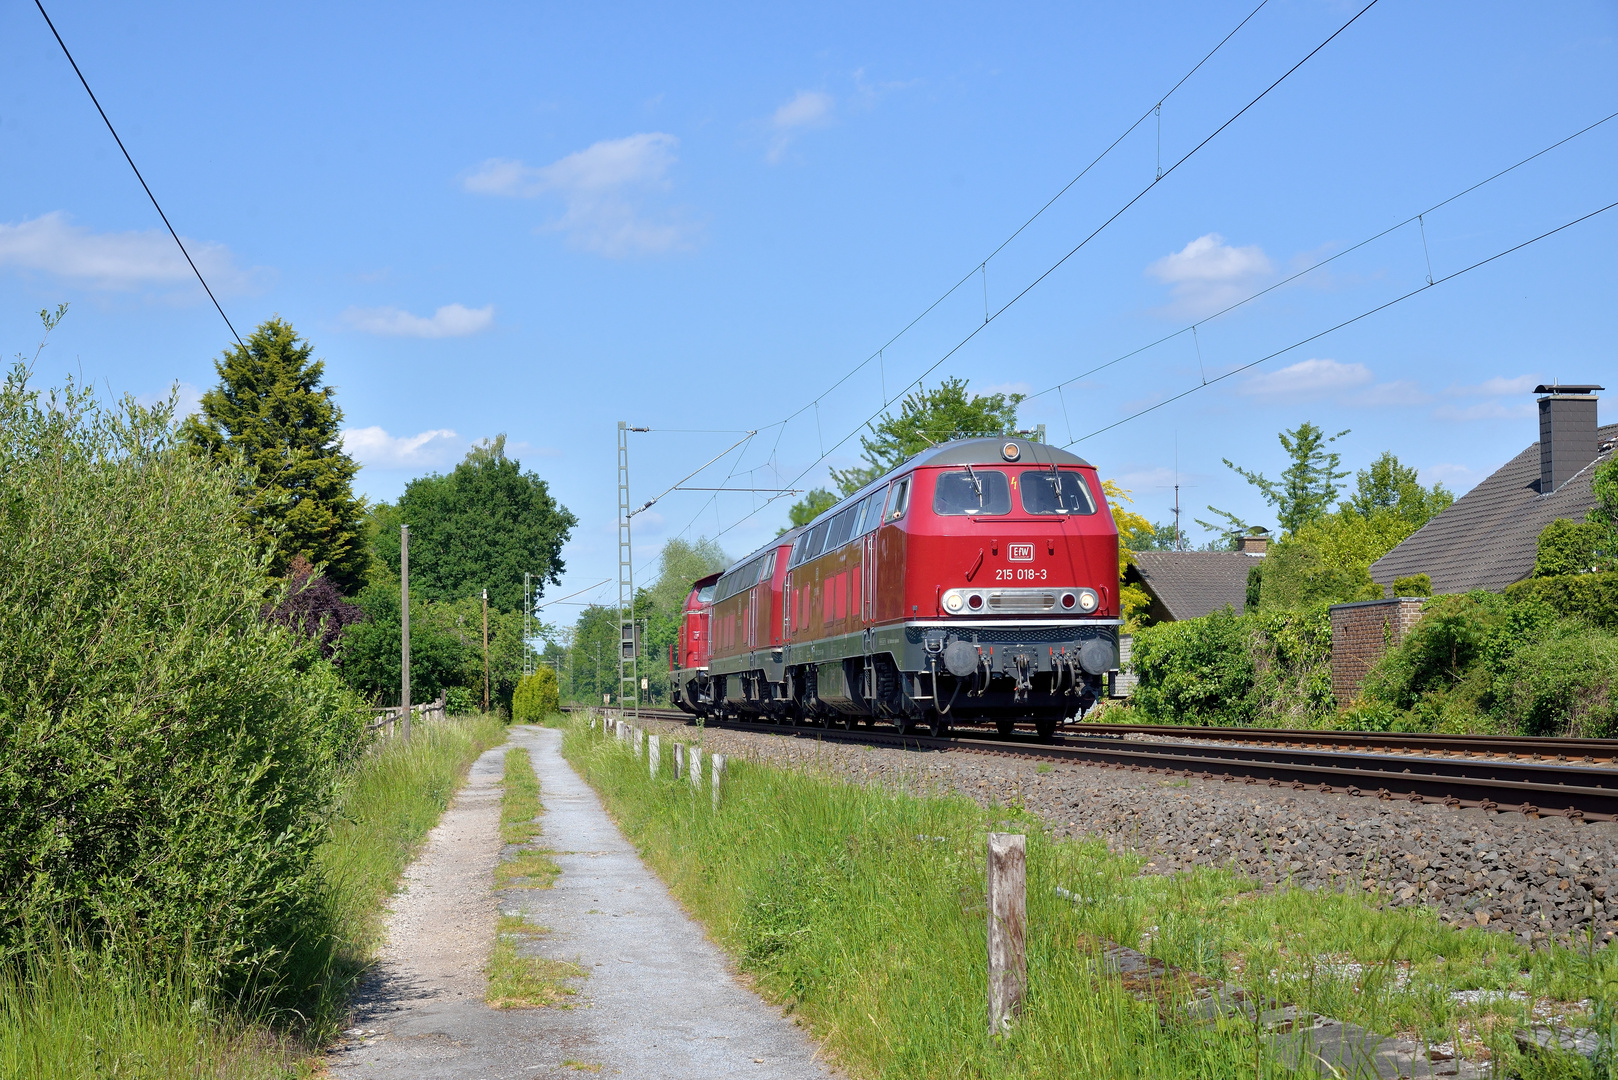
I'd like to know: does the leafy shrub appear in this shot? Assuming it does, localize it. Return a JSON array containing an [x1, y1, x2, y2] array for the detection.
[[338, 582, 475, 705], [1392, 573, 1432, 597], [446, 685, 477, 714], [1128, 607, 1333, 726], [0, 366, 366, 999], [512, 669, 559, 722], [1533, 517, 1605, 578], [1503, 571, 1618, 631], [1493, 624, 1618, 737], [263, 554, 364, 661]]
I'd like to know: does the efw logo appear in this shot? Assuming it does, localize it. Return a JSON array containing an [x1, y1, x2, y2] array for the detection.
[[1008, 543, 1034, 562]]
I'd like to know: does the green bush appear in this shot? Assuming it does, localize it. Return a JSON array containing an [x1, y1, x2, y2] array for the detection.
[[1128, 607, 1333, 726], [512, 669, 559, 722], [0, 365, 365, 999], [1392, 572, 1432, 597], [1504, 571, 1618, 631], [1493, 624, 1618, 737], [1532, 517, 1605, 578]]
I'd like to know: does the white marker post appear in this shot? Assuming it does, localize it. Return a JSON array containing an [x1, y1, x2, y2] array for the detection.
[[710, 753, 725, 811], [672, 742, 685, 781], [986, 833, 1027, 1038], [649, 734, 660, 778], [689, 746, 702, 793]]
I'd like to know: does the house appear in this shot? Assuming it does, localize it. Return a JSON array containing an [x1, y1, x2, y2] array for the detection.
[[1125, 534, 1269, 623], [1370, 384, 1614, 595]]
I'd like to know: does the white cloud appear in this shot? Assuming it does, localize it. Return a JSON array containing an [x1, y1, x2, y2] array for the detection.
[[461, 134, 694, 256], [1147, 233, 1272, 316], [342, 426, 459, 469], [1421, 462, 1493, 493], [1241, 358, 1371, 398], [1433, 401, 1537, 422], [343, 303, 494, 338], [1449, 374, 1540, 396], [0, 211, 263, 293], [767, 90, 835, 163], [1348, 379, 1431, 407]]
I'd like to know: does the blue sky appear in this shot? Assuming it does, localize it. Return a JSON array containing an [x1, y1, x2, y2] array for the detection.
[[3, 1, 1615, 617]]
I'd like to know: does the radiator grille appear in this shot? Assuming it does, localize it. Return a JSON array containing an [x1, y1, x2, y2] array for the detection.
[[986, 589, 1057, 612]]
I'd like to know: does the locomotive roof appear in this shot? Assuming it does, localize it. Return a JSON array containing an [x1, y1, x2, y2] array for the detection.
[[715, 438, 1092, 576]]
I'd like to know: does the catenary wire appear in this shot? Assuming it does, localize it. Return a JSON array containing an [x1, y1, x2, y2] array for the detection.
[[1023, 107, 1618, 401], [1064, 199, 1618, 445], [33, 0, 244, 348], [693, 0, 1384, 547]]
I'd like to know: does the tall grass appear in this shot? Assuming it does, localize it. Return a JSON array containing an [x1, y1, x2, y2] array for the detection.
[[0, 715, 507, 1078], [564, 721, 1605, 1079]]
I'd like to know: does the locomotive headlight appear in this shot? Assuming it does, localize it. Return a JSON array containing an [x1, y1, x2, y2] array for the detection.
[[945, 592, 964, 613], [1076, 589, 1099, 612]]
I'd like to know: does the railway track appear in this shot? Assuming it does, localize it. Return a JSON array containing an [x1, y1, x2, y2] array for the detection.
[[566, 706, 1618, 822]]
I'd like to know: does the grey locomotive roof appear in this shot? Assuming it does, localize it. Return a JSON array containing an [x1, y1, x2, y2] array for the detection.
[[1126, 552, 1256, 622], [717, 438, 1087, 577], [905, 437, 1091, 469], [1369, 422, 1618, 595]]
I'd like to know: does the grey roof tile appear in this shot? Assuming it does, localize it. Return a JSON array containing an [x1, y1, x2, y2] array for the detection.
[[1128, 551, 1258, 621], [1369, 423, 1617, 595]]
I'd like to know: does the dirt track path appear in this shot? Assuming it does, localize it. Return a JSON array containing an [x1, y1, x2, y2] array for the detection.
[[327, 726, 833, 1079]]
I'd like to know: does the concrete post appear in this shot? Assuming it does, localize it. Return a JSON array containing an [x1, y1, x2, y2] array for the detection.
[[649, 734, 660, 778], [711, 752, 725, 811], [689, 746, 702, 792], [672, 742, 685, 781]]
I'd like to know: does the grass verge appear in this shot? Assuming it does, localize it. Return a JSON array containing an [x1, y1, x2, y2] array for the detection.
[[485, 745, 578, 1008], [0, 714, 508, 1079], [562, 718, 1612, 1079]]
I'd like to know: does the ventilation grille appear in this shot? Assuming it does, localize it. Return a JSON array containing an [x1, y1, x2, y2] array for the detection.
[[986, 589, 1058, 613]]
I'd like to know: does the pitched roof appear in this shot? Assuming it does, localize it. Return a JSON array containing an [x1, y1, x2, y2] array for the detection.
[[1127, 551, 1257, 621], [1369, 422, 1618, 595]]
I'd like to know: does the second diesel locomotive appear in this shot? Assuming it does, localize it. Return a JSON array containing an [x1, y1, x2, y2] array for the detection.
[[672, 436, 1120, 738]]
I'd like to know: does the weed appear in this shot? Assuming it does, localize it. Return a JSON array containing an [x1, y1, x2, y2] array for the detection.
[[502, 747, 543, 844], [485, 916, 583, 1009]]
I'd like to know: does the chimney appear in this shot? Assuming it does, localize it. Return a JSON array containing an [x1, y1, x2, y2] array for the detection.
[[1239, 529, 1269, 556], [1535, 383, 1603, 493]]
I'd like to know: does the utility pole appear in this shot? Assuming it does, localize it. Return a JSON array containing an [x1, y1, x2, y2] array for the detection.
[[482, 588, 490, 714], [522, 572, 534, 678], [400, 524, 411, 741], [617, 421, 639, 717]]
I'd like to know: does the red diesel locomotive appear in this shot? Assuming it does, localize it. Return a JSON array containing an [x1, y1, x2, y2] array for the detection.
[[670, 436, 1120, 738]]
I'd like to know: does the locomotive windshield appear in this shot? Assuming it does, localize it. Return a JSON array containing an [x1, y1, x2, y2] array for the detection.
[[933, 469, 1011, 516], [1019, 469, 1097, 515], [696, 584, 715, 603]]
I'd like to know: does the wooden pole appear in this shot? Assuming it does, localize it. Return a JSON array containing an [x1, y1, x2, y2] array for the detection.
[[400, 524, 411, 742], [986, 832, 1027, 1037], [710, 752, 725, 811], [482, 588, 490, 714]]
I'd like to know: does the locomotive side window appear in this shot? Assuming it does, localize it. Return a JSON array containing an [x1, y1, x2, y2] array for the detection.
[[885, 477, 910, 522], [827, 504, 859, 550], [854, 491, 880, 535], [1019, 469, 1097, 515], [933, 469, 1010, 516], [802, 519, 832, 563], [697, 584, 715, 603]]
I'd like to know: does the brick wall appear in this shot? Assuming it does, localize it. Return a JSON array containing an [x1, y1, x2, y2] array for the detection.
[[1328, 597, 1428, 704]]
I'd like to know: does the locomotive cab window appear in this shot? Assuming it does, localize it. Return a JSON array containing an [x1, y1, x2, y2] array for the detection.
[[1019, 469, 1097, 515], [885, 477, 910, 523], [697, 584, 715, 603], [933, 468, 1010, 516], [856, 490, 882, 535]]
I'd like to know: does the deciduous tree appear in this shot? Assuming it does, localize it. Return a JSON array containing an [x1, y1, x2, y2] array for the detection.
[[829, 377, 1024, 495]]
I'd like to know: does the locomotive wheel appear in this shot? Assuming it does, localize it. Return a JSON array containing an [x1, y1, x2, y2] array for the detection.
[[893, 713, 912, 735], [995, 717, 1016, 738], [1034, 715, 1058, 741], [926, 711, 950, 738]]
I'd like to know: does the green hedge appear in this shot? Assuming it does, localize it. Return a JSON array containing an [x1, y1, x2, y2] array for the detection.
[[0, 367, 366, 1000], [1128, 607, 1333, 726], [512, 669, 559, 722], [1503, 571, 1618, 631]]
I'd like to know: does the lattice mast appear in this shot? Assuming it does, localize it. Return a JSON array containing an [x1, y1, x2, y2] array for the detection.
[[522, 571, 534, 678], [617, 421, 638, 716]]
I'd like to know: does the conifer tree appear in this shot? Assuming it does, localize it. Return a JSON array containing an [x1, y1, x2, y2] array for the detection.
[[182, 318, 369, 593]]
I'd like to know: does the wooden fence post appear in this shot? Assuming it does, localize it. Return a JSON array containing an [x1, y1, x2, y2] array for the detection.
[[987, 832, 1027, 1038], [649, 734, 660, 778], [672, 742, 685, 780], [711, 753, 725, 811], [689, 746, 702, 792]]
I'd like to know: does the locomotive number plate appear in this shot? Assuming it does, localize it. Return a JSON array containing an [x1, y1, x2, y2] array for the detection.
[[1008, 543, 1035, 562]]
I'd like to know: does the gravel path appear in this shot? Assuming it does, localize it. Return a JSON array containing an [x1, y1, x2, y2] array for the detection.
[[328, 727, 834, 1079], [635, 716, 1618, 949]]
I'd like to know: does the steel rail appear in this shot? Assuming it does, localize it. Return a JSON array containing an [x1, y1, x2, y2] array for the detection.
[[1062, 721, 1618, 763]]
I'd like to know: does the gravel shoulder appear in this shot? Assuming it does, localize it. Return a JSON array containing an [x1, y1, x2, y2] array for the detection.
[[637, 716, 1618, 949], [328, 727, 835, 1079]]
